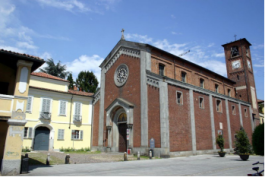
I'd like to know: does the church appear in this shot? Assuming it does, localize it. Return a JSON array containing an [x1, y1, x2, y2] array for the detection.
[[91, 33, 259, 157]]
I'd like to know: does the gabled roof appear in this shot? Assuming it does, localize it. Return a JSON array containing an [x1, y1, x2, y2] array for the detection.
[[100, 39, 235, 84], [68, 89, 94, 96], [31, 72, 69, 82], [0, 49, 45, 71]]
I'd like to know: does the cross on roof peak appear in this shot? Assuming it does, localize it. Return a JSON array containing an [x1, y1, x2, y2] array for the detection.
[[121, 28, 125, 40]]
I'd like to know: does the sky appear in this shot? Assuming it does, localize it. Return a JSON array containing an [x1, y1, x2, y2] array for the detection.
[[0, 0, 264, 99]]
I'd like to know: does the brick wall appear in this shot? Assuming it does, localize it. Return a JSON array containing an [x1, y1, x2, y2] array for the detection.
[[241, 105, 252, 143], [213, 97, 229, 149], [168, 84, 192, 151], [92, 100, 100, 146], [148, 85, 161, 148], [193, 92, 212, 150], [150, 48, 235, 97], [228, 101, 241, 148], [104, 54, 141, 147]]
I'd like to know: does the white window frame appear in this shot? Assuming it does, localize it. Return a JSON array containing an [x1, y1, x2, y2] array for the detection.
[[200, 78, 204, 88], [26, 95, 34, 113], [24, 127, 33, 139], [58, 100, 67, 116], [215, 84, 219, 93], [57, 129, 65, 140], [181, 72, 186, 83], [71, 130, 83, 140], [74, 102, 82, 116], [40, 97, 53, 113], [176, 91, 183, 105]]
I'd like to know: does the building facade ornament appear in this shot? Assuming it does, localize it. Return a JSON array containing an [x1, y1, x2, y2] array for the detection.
[[114, 64, 129, 87]]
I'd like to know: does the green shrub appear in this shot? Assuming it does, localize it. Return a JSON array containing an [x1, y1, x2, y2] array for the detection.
[[234, 126, 252, 154], [252, 123, 264, 155], [22, 147, 31, 152], [60, 147, 90, 152], [216, 135, 225, 152]]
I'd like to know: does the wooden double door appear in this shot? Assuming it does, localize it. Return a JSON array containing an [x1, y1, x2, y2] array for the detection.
[[118, 123, 127, 152]]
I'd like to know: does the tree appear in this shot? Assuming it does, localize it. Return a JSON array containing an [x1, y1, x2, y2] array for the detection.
[[67, 73, 75, 90], [234, 126, 252, 154], [216, 135, 224, 152], [40, 58, 70, 79], [75, 71, 98, 93], [252, 123, 264, 155]]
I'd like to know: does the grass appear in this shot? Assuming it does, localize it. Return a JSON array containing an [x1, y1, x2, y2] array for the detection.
[[22, 152, 64, 165], [65, 150, 101, 154]]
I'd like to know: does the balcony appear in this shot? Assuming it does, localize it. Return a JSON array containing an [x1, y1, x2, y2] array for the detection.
[[0, 94, 14, 118], [40, 112, 51, 120], [73, 115, 82, 122]]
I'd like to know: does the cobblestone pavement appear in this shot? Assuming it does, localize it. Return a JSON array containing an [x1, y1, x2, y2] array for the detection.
[[21, 154, 264, 176]]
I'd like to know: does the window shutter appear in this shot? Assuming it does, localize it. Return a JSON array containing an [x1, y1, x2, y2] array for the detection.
[[26, 97, 32, 111], [61, 129, 64, 140], [28, 127, 32, 138], [46, 99, 51, 113], [71, 130, 75, 139], [42, 99, 47, 112], [62, 101, 66, 115], [58, 129, 61, 139], [80, 130, 83, 140]]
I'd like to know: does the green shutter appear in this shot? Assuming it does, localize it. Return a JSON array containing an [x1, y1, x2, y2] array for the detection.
[[28, 127, 32, 138], [26, 97, 32, 111], [80, 130, 83, 140]]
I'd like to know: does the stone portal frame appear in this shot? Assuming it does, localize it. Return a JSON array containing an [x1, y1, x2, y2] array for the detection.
[[31, 123, 55, 151], [105, 98, 134, 152]]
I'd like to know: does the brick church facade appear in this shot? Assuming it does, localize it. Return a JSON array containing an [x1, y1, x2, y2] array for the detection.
[[91, 36, 259, 157]]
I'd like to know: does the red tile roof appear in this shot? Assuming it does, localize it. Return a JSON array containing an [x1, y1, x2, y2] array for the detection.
[[31, 72, 69, 82], [68, 89, 94, 96], [258, 99, 264, 103], [29, 86, 94, 97], [0, 49, 44, 61]]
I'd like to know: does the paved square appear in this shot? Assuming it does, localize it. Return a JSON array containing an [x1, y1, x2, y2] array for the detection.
[[21, 154, 264, 176]]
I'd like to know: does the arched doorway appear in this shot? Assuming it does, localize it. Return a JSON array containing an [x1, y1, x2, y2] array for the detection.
[[33, 127, 50, 151], [118, 113, 127, 152]]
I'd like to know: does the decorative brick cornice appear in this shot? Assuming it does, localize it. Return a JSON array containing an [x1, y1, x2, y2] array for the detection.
[[105, 47, 140, 72], [93, 89, 100, 105], [147, 75, 159, 88]]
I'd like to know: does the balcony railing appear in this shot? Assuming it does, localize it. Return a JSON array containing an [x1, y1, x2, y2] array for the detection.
[[40, 112, 51, 120], [73, 115, 82, 122]]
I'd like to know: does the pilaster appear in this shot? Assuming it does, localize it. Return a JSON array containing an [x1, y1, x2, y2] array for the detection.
[[225, 99, 232, 151], [238, 103, 243, 127], [209, 94, 216, 150], [189, 89, 196, 154], [98, 68, 106, 146], [159, 81, 170, 155], [140, 51, 149, 147]]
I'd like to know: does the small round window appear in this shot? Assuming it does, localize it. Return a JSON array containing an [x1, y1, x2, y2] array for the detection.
[[114, 64, 129, 87]]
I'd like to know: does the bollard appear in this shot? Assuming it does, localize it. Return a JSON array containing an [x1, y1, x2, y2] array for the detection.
[[65, 154, 70, 164], [149, 150, 152, 159], [137, 151, 140, 160], [124, 152, 128, 161], [46, 153, 50, 165]]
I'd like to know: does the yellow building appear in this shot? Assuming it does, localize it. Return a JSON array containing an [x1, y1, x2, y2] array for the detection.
[[0, 49, 44, 175], [22, 72, 93, 152]]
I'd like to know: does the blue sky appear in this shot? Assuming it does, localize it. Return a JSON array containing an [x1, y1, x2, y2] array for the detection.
[[0, 0, 264, 99]]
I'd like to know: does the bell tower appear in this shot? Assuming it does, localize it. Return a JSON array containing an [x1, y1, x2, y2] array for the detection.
[[222, 38, 259, 124]]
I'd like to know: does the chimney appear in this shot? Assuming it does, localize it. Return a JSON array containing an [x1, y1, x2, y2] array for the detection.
[[73, 85, 77, 91]]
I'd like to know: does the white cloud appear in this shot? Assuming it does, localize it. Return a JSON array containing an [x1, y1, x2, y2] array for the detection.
[[0, 45, 25, 53], [40, 52, 52, 60], [17, 42, 38, 49], [36, 0, 91, 12], [208, 43, 214, 47], [171, 31, 182, 35], [254, 64, 264, 67], [65, 55, 104, 84], [253, 44, 264, 50], [125, 34, 153, 43], [212, 53, 224, 58]]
